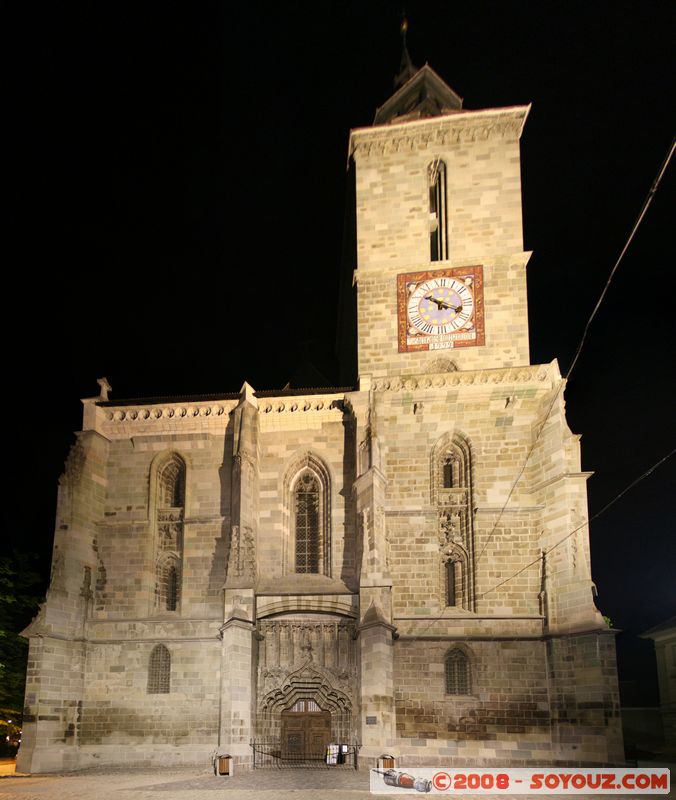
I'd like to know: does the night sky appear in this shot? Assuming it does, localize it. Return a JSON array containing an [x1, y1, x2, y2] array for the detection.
[[6, 2, 675, 701]]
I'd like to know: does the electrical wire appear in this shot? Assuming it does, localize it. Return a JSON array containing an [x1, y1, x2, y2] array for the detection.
[[566, 137, 675, 382], [477, 447, 675, 600], [474, 381, 564, 565], [474, 136, 675, 567], [406, 447, 674, 638]]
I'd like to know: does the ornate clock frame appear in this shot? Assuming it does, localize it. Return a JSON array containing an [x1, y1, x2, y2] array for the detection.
[[396, 265, 485, 353]]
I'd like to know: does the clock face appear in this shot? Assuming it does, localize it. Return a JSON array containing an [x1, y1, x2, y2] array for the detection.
[[407, 277, 474, 336], [397, 266, 485, 352]]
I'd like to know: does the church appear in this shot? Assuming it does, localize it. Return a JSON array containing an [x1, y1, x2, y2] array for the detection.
[[17, 54, 623, 773]]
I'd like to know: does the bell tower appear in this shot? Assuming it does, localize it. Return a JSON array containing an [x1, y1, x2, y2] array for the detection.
[[349, 53, 531, 382]]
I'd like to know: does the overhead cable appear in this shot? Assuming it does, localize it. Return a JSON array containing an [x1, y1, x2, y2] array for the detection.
[[477, 447, 675, 600], [475, 137, 675, 566], [409, 448, 674, 639]]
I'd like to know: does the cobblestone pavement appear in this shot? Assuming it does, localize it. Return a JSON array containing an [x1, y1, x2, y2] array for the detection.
[[0, 765, 673, 800], [2, 766, 379, 800]]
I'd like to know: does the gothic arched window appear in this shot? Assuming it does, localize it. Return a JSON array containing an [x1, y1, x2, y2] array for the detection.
[[432, 436, 471, 500], [445, 560, 457, 607], [285, 455, 331, 576], [442, 456, 456, 488], [432, 433, 476, 612], [158, 456, 185, 508], [428, 159, 448, 262], [152, 453, 186, 613], [154, 555, 182, 611], [445, 648, 470, 695], [166, 562, 179, 611], [147, 644, 171, 694], [295, 471, 321, 573]]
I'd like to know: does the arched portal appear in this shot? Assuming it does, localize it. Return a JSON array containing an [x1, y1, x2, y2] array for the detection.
[[257, 661, 354, 744]]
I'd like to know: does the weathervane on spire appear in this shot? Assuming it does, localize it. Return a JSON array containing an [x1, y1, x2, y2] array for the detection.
[[395, 12, 417, 87]]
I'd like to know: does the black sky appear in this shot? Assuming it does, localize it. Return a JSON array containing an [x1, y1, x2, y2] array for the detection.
[[6, 1, 675, 699]]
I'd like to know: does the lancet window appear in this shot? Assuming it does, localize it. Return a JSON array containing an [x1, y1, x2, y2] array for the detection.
[[442, 457, 455, 488], [432, 433, 475, 611], [158, 458, 184, 507], [295, 471, 321, 573], [428, 159, 448, 261], [432, 434, 472, 500], [153, 453, 185, 612], [166, 565, 178, 611], [445, 559, 457, 607], [442, 549, 469, 609], [285, 455, 331, 576], [445, 648, 471, 695], [147, 644, 171, 694]]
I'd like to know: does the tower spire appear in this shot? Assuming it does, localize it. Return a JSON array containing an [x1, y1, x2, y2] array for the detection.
[[374, 21, 463, 126], [394, 15, 417, 88]]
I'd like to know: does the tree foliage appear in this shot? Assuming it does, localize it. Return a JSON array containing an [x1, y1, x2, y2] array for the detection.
[[0, 551, 43, 715]]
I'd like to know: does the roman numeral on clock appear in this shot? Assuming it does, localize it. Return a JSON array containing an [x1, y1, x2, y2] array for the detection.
[[410, 314, 434, 334]]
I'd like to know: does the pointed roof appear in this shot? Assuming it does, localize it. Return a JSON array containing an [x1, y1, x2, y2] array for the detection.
[[374, 63, 463, 126]]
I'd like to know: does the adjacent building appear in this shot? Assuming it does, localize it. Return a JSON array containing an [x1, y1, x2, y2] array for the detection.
[[641, 617, 676, 757]]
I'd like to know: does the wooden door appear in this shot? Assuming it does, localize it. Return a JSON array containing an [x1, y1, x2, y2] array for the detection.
[[281, 700, 331, 760]]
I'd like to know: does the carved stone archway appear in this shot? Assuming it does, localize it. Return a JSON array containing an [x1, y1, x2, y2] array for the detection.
[[257, 661, 354, 741]]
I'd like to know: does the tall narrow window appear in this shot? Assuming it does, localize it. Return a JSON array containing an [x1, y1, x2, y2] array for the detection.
[[445, 649, 470, 695], [442, 456, 455, 488], [432, 433, 476, 612], [428, 160, 448, 261], [166, 565, 178, 611], [158, 458, 185, 507], [445, 560, 457, 607], [147, 644, 171, 694], [285, 454, 331, 577], [295, 472, 320, 573], [153, 453, 186, 613]]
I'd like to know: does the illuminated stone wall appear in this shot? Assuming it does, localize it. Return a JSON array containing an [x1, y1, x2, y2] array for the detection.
[[18, 72, 622, 773]]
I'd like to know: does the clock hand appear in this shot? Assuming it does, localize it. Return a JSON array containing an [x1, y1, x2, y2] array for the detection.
[[425, 294, 463, 313], [424, 294, 459, 311], [437, 300, 463, 313], [424, 294, 444, 310]]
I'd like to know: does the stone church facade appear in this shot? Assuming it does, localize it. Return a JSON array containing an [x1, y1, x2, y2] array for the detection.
[[18, 63, 623, 773]]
